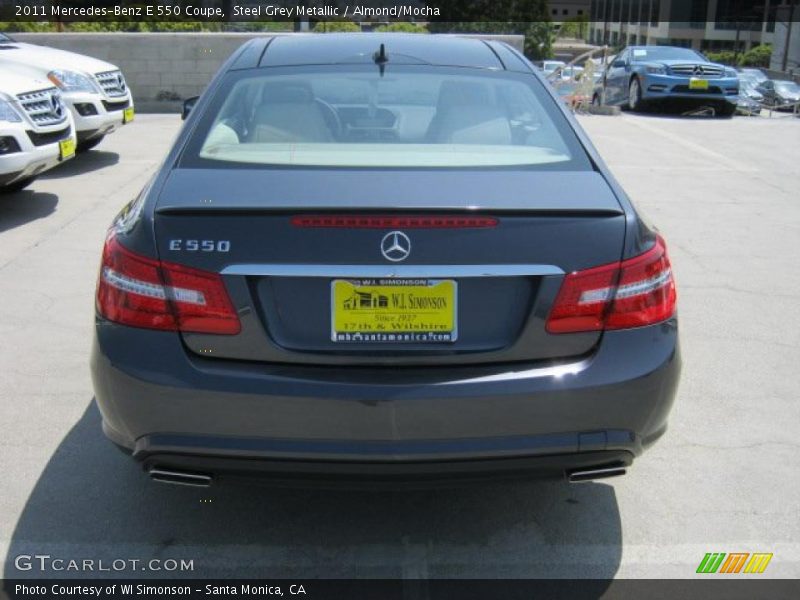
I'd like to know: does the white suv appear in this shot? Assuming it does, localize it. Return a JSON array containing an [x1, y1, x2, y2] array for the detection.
[[1, 69, 76, 193], [0, 33, 133, 152]]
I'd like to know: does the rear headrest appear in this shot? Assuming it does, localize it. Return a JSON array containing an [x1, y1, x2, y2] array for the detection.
[[262, 83, 314, 104], [430, 106, 512, 145], [436, 81, 491, 109]]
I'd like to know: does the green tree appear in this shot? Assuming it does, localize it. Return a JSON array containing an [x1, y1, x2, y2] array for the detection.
[[705, 50, 737, 66], [428, 21, 553, 60], [739, 44, 772, 68], [312, 21, 361, 33], [374, 23, 429, 34], [706, 45, 771, 67], [221, 22, 293, 32], [427, 0, 552, 58], [558, 15, 590, 41], [0, 22, 58, 32]]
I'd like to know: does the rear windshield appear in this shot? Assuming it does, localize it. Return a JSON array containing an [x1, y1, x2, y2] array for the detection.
[[183, 66, 590, 170]]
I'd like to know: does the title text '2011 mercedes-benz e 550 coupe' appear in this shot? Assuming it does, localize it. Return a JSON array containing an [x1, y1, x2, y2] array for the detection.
[[91, 34, 680, 487]]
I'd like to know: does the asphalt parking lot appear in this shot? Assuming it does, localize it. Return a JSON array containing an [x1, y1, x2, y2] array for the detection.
[[0, 112, 798, 580]]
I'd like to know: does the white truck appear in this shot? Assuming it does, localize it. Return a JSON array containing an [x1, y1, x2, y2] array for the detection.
[[0, 32, 134, 152], [1, 69, 76, 193]]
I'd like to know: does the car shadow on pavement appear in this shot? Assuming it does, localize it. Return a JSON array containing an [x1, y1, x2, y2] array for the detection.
[[4, 402, 622, 585], [626, 104, 733, 120], [41, 151, 120, 179], [0, 191, 58, 234]]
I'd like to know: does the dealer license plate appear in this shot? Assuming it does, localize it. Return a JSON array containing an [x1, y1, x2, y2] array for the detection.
[[689, 78, 709, 90], [58, 138, 76, 160], [331, 279, 457, 343]]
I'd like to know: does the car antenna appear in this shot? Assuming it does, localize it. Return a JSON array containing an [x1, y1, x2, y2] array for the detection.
[[373, 43, 388, 76]]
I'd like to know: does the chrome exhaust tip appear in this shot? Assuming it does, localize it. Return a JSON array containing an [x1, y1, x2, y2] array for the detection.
[[148, 467, 213, 487], [567, 466, 627, 483]]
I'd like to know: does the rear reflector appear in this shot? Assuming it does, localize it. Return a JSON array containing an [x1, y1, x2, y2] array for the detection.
[[546, 235, 676, 333], [96, 233, 240, 334], [291, 215, 498, 228]]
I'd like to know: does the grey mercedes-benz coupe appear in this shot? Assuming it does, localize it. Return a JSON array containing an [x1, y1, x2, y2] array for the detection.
[[91, 34, 680, 487]]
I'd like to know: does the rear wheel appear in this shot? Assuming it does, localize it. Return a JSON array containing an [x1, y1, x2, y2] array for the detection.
[[628, 78, 644, 112], [1, 176, 36, 194], [77, 135, 105, 153]]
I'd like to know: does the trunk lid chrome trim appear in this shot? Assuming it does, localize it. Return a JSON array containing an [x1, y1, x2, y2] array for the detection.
[[221, 263, 564, 278]]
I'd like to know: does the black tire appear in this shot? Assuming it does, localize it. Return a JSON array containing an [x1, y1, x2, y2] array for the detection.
[[77, 135, 105, 153], [717, 103, 736, 118], [1, 176, 36, 194], [628, 77, 644, 112]]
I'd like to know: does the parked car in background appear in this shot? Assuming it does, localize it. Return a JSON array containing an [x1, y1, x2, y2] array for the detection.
[[1, 69, 76, 192], [596, 45, 739, 116], [0, 32, 133, 152], [735, 91, 763, 116], [732, 76, 763, 115], [559, 65, 585, 81], [736, 69, 761, 90], [756, 79, 800, 110], [91, 34, 680, 487], [737, 67, 768, 84], [542, 60, 566, 76]]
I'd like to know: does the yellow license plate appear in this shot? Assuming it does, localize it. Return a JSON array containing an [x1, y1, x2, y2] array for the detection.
[[122, 106, 135, 124], [58, 138, 75, 160], [331, 279, 457, 343], [689, 78, 709, 90]]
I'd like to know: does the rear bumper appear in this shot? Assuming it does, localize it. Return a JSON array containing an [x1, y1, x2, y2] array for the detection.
[[91, 318, 680, 478], [126, 445, 635, 487]]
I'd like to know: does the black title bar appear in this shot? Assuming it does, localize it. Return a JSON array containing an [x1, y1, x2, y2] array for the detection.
[[1, 0, 796, 23], [3, 579, 800, 600]]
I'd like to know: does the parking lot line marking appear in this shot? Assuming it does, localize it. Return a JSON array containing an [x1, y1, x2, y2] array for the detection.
[[622, 116, 759, 173]]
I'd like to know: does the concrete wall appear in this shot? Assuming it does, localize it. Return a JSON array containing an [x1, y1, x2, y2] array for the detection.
[[12, 32, 525, 112]]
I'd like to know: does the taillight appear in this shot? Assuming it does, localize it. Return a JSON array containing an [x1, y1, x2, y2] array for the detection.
[[546, 235, 676, 334], [96, 233, 240, 335], [545, 261, 618, 334]]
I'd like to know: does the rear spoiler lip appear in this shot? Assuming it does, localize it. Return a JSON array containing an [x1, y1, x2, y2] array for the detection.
[[155, 206, 624, 217]]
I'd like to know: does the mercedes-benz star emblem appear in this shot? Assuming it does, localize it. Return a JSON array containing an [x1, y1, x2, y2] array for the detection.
[[51, 94, 63, 117], [693, 65, 704, 76], [380, 231, 411, 262]]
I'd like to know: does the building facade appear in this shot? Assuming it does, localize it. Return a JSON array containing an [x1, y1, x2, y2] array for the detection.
[[587, 0, 797, 52], [770, 4, 799, 72], [550, 1, 592, 19]]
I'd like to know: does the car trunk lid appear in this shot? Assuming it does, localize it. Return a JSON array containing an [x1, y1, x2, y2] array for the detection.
[[154, 168, 625, 366]]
